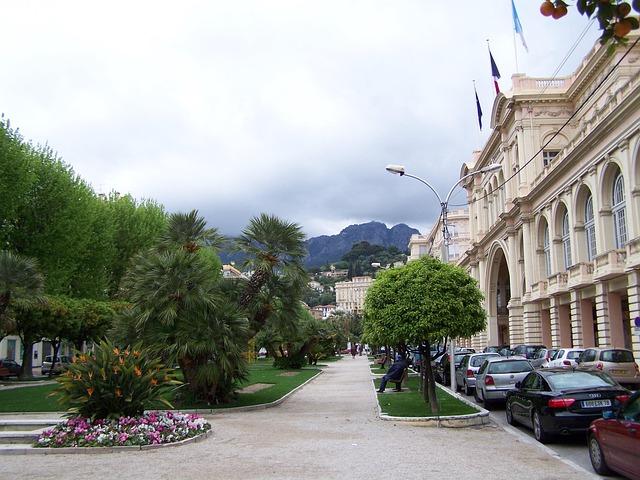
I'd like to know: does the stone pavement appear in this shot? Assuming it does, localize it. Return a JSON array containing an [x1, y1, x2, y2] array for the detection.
[[0, 356, 593, 480]]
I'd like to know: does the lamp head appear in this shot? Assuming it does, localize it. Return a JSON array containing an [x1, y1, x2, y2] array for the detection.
[[480, 163, 501, 173], [385, 164, 405, 175]]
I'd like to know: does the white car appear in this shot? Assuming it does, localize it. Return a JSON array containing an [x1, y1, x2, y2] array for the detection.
[[547, 348, 584, 369]]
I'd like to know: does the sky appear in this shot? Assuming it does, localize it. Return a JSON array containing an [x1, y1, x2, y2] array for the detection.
[[0, 1, 601, 238]]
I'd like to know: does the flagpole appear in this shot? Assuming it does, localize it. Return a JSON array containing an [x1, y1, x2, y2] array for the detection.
[[513, 30, 519, 73]]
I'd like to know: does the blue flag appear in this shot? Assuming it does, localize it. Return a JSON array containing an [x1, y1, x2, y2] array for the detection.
[[475, 87, 483, 130], [512, 0, 529, 52]]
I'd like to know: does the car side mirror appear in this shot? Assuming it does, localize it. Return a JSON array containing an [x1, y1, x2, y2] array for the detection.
[[602, 409, 616, 420], [515, 381, 522, 389]]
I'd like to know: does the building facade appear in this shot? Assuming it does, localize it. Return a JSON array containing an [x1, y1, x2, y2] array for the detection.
[[458, 35, 640, 364], [407, 208, 471, 263], [335, 276, 373, 314]]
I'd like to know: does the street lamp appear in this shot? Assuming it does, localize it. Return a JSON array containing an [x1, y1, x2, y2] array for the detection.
[[386, 162, 501, 392]]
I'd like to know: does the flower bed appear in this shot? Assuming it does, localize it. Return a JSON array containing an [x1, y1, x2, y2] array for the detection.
[[35, 411, 211, 448]]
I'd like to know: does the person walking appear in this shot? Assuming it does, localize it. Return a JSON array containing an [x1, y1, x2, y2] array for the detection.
[[351, 344, 357, 359]]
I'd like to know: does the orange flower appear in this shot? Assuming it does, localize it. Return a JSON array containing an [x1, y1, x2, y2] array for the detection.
[[115, 388, 122, 397], [87, 387, 94, 397], [150, 378, 158, 386], [132, 350, 141, 358], [73, 374, 82, 381], [113, 347, 120, 356], [79, 354, 87, 362], [134, 366, 142, 377], [124, 349, 130, 357], [118, 356, 125, 365], [113, 366, 120, 374]]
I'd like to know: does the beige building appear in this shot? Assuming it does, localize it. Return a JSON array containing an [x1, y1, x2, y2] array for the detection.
[[408, 208, 471, 263], [335, 276, 373, 314], [458, 35, 640, 364]]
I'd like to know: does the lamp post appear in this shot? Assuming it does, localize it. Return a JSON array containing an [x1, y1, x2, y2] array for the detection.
[[386, 162, 501, 393]]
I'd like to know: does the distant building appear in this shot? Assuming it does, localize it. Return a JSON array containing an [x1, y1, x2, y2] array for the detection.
[[222, 264, 248, 279], [407, 208, 470, 263], [335, 276, 373, 314], [311, 304, 336, 320], [308, 280, 324, 292]]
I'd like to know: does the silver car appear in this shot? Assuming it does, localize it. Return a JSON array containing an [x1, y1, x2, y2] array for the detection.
[[455, 353, 500, 395], [530, 348, 558, 369], [474, 357, 534, 408]]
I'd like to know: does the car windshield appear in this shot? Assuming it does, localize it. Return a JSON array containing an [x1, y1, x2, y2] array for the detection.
[[454, 354, 467, 362], [546, 371, 617, 390], [601, 350, 634, 363], [487, 360, 532, 374], [567, 351, 583, 359], [471, 355, 497, 367], [485, 347, 500, 353], [525, 347, 540, 359]]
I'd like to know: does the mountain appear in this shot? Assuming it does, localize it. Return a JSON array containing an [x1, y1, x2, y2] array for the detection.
[[304, 221, 420, 267]]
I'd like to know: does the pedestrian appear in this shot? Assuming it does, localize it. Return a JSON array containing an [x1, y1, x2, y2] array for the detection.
[[377, 355, 408, 393], [351, 344, 357, 359]]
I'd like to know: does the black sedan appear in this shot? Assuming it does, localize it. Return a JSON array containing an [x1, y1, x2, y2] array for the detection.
[[0, 358, 22, 377], [505, 369, 630, 444]]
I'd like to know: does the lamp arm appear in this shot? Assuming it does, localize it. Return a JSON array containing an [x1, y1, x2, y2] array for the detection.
[[443, 170, 482, 206], [402, 173, 443, 204]]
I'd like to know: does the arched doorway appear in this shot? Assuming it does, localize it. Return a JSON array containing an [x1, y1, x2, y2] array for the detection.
[[487, 246, 511, 346]]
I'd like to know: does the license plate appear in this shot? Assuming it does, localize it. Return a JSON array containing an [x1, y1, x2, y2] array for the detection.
[[581, 399, 611, 408], [609, 370, 625, 375]]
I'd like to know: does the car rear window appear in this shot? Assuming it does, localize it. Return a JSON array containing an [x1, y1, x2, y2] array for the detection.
[[567, 351, 583, 359], [547, 371, 617, 390], [488, 360, 532, 374], [471, 355, 497, 367], [601, 350, 634, 363]]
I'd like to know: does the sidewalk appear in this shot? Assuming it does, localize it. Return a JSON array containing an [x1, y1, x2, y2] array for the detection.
[[0, 356, 588, 479]]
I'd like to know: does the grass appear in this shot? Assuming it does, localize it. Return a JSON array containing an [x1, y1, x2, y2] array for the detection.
[[0, 360, 322, 413], [374, 376, 478, 417], [370, 363, 387, 375]]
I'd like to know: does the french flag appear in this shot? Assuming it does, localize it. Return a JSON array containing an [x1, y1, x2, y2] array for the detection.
[[489, 48, 501, 95]]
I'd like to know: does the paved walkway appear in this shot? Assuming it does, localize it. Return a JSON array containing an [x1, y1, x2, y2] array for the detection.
[[0, 356, 591, 479]]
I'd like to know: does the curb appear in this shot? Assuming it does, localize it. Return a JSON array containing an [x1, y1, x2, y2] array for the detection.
[[0, 430, 213, 456], [374, 380, 490, 427]]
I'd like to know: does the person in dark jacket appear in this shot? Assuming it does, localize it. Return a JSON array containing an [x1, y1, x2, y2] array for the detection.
[[377, 356, 408, 392]]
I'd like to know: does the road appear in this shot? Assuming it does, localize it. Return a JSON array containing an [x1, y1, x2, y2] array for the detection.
[[450, 385, 624, 479]]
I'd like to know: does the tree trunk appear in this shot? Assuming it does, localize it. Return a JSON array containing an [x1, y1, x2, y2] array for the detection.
[[19, 339, 34, 380], [423, 340, 439, 414], [238, 269, 271, 309]]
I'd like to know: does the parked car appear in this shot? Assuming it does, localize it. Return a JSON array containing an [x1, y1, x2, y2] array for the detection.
[[435, 352, 471, 386], [530, 348, 558, 369], [0, 358, 21, 377], [455, 347, 475, 354], [474, 357, 533, 408], [41, 355, 71, 375], [588, 391, 640, 479], [577, 348, 640, 389], [511, 344, 547, 360], [505, 369, 629, 443], [547, 348, 584, 369], [455, 352, 500, 395], [483, 345, 509, 354]]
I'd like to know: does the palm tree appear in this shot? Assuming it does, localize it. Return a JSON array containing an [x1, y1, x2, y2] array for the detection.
[[0, 250, 44, 319], [235, 214, 306, 315], [158, 210, 224, 253]]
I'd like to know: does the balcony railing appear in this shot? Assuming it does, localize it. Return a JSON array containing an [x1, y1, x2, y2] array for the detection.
[[594, 249, 627, 280], [567, 262, 594, 289], [548, 272, 568, 296]]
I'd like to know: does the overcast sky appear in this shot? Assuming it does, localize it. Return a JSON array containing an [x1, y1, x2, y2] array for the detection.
[[1, 1, 600, 238]]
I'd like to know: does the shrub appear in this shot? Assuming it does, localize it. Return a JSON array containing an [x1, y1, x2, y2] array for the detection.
[[51, 339, 181, 419], [273, 352, 306, 369]]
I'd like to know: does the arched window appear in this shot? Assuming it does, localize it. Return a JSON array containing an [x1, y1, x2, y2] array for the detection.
[[562, 211, 572, 269], [543, 224, 551, 277], [612, 173, 627, 248], [585, 194, 596, 261]]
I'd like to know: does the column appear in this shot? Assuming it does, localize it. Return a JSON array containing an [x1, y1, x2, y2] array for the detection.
[[627, 270, 640, 363], [559, 304, 573, 347], [508, 297, 524, 345], [540, 308, 552, 346], [569, 290, 584, 347], [550, 296, 561, 348], [523, 301, 542, 343], [595, 281, 612, 347]]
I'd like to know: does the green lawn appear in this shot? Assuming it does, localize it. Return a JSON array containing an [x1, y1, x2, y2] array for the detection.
[[374, 376, 478, 417], [0, 360, 321, 413]]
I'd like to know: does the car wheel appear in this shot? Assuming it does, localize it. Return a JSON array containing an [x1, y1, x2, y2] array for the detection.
[[505, 402, 515, 425], [588, 434, 612, 475], [533, 411, 551, 444], [464, 381, 472, 396]]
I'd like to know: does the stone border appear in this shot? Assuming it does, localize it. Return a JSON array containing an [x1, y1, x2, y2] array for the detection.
[[0, 430, 213, 456], [375, 379, 490, 427]]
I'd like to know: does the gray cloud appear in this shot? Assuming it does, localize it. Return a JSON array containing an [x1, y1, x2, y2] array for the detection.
[[0, 1, 600, 237]]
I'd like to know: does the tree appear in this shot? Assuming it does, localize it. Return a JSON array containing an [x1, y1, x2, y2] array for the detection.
[[363, 256, 485, 413], [540, 1, 640, 44], [235, 213, 307, 334], [123, 211, 249, 403]]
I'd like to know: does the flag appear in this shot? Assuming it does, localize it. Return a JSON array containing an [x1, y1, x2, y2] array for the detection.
[[475, 86, 483, 130], [512, 0, 529, 52], [489, 49, 501, 95]]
